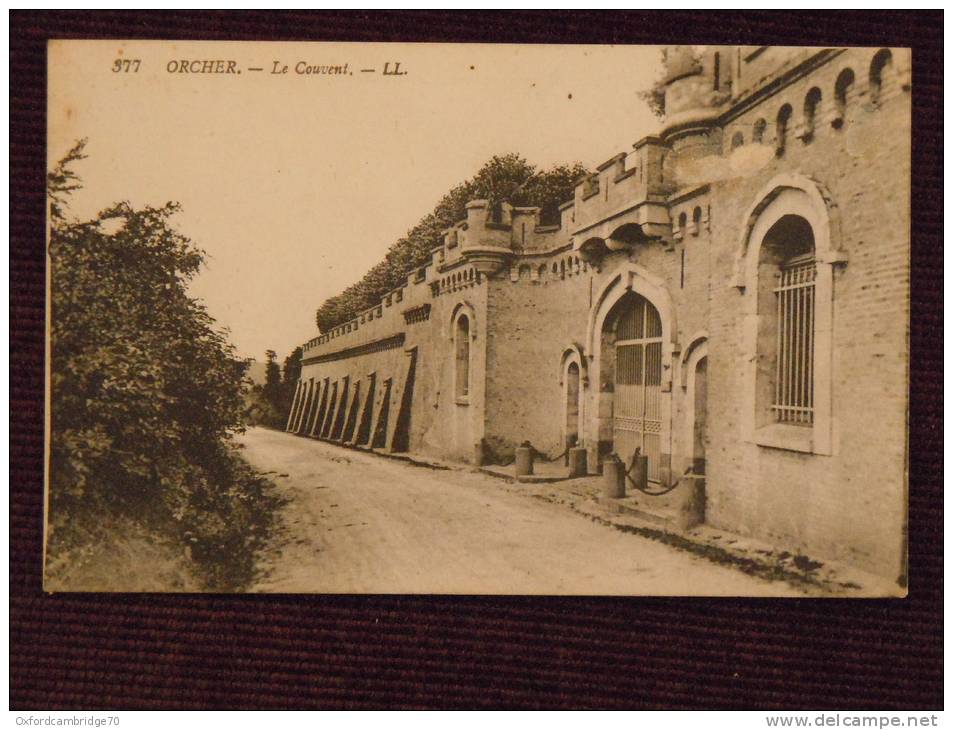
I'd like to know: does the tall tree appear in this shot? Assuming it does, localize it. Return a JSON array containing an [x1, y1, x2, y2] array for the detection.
[[282, 347, 303, 393], [47, 138, 87, 220], [263, 349, 281, 407]]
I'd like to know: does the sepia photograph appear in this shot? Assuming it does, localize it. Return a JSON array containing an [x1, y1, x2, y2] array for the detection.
[[45, 39, 912, 597]]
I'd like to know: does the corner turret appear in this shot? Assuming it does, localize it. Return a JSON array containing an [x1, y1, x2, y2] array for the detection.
[[660, 45, 731, 160]]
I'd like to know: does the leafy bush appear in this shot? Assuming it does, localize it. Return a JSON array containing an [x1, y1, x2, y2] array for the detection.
[[47, 140, 281, 590], [315, 153, 589, 332]]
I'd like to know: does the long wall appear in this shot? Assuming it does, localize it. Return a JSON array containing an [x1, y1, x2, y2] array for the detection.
[[287, 46, 910, 580], [293, 258, 490, 463]]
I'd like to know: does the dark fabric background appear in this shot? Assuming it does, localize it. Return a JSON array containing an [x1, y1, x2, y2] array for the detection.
[[10, 11, 942, 710]]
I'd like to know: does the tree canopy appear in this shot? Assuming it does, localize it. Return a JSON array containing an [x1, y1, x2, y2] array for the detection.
[[315, 153, 589, 332]]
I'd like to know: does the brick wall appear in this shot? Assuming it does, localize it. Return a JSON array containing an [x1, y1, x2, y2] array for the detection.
[[298, 259, 489, 463], [483, 254, 590, 459], [290, 46, 910, 580], [701, 47, 910, 577]]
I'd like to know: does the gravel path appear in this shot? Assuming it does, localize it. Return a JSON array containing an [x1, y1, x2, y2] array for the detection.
[[241, 427, 802, 596]]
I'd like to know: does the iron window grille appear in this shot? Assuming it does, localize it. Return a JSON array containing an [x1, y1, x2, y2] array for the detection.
[[772, 253, 816, 425]]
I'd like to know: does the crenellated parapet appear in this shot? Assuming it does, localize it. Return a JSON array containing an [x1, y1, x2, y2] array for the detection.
[[568, 138, 676, 263], [301, 45, 911, 363], [440, 199, 569, 267], [302, 261, 424, 357]]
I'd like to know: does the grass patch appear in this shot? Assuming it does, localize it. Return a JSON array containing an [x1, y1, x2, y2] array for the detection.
[[46, 450, 286, 593]]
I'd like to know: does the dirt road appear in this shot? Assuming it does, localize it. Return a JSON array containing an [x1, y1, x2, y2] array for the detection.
[[240, 428, 803, 595]]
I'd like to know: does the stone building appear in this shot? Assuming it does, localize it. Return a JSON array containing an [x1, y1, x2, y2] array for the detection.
[[284, 46, 911, 583]]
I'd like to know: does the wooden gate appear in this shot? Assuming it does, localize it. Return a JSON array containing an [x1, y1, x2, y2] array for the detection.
[[612, 294, 663, 483]]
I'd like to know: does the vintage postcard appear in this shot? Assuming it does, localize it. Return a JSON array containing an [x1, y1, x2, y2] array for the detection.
[[46, 40, 911, 596]]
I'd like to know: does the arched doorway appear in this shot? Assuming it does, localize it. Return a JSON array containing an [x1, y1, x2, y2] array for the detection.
[[603, 291, 664, 482]]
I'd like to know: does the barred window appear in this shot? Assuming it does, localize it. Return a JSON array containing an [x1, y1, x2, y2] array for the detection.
[[772, 254, 816, 425], [743, 186, 836, 456]]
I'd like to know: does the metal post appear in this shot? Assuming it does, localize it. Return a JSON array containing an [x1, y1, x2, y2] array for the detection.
[[629, 452, 649, 493]]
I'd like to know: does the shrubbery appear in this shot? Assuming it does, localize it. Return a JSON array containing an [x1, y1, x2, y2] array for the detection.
[[47, 141, 281, 590]]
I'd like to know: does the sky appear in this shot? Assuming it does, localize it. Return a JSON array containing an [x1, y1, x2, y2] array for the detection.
[[49, 40, 663, 362]]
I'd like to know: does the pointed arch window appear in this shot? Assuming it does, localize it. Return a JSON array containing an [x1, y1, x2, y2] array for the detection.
[[738, 177, 843, 455], [454, 313, 471, 400]]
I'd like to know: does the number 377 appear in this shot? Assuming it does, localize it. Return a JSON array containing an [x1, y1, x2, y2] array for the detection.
[[112, 59, 140, 73]]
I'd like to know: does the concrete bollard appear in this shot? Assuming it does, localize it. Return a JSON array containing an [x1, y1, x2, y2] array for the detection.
[[473, 440, 486, 467], [514, 445, 534, 476], [568, 447, 588, 478], [602, 455, 625, 498]]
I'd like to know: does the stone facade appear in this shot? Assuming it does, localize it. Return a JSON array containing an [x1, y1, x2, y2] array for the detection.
[[286, 46, 911, 582]]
